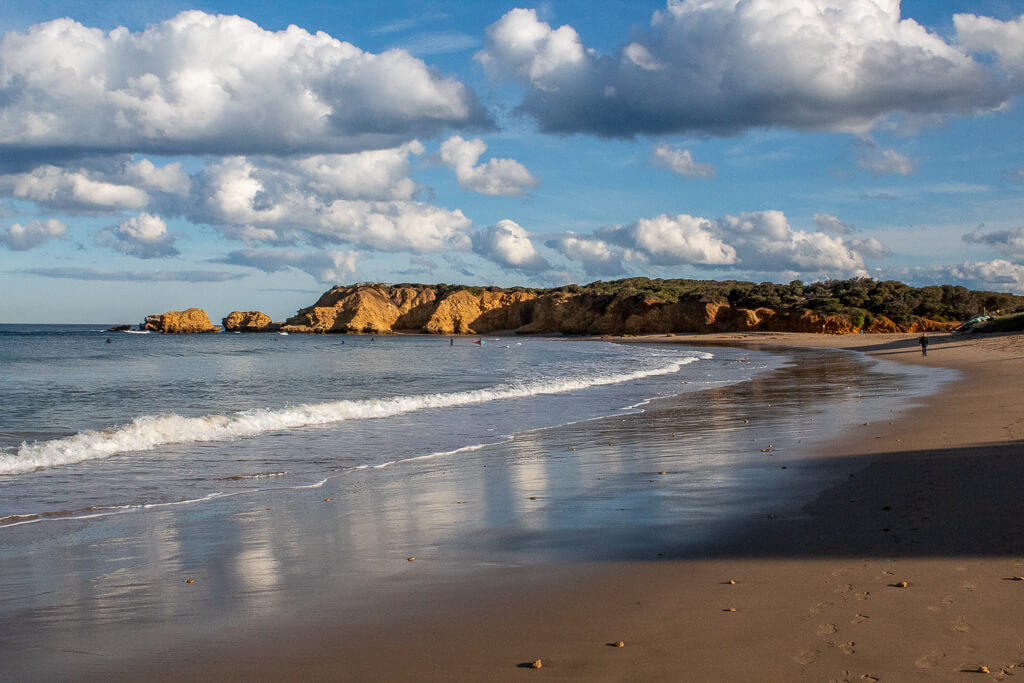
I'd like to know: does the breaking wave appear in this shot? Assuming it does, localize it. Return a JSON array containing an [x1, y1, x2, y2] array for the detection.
[[0, 354, 710, 475]]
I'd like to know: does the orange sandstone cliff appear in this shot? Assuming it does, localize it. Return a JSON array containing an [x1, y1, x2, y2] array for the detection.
[[272, 284, 958, 336], [222, 311, 281, 332], [142, 308, 221, 333]]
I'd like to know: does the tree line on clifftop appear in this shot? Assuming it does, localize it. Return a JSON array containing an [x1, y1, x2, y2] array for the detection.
[[392, 276, 1024, 328]]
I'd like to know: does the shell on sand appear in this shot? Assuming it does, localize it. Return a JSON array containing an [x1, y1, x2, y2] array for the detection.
[[185, 578, 195, 584], [407, 557, 415, 562], [530, 659, 543, 669], [612, 641, 625, 648]]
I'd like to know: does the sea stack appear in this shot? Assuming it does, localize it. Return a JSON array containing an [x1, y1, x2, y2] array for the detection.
[[222, 311, 282, 333], [141, 308, 221, 333]]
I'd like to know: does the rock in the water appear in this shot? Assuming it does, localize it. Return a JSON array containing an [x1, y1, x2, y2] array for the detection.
[[142, 308, 221, 333], [105, 324, 131, 332], [222, 310, 281, 333]]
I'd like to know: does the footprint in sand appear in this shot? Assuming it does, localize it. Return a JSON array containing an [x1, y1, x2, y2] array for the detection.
[[915, 651, 943, 669], [809, 600, 834, 614], [817, 623, 839, 636], [795, 649, 821, 665], [953, 615, 971, 633], [850, 613, 870, 624], [839, 642, 856, 655]]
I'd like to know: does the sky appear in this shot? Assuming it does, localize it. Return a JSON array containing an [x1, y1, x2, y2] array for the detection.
[[1, 1, 1023, 323]]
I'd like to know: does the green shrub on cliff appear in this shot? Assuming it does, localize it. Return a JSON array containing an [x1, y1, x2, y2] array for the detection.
[[379, 276, 1022, 326]]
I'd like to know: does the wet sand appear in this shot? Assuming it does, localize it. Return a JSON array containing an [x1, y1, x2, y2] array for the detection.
[[6, 332, 1024, 681]]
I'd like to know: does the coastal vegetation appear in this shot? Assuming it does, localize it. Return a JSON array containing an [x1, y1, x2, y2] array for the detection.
[[137, 277, 1023, 336], [550, 277, 1022, 325]]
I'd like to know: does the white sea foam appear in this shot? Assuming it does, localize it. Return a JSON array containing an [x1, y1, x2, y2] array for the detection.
[[0, 353, 710, 475]]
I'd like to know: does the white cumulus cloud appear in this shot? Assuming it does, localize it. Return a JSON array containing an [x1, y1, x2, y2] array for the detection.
[[0, 11, 489, 159], [476, 3, 1013, 137], [545, 233, 626, 276], [439, 135, 539, 196], [471, 219, 550, 272], [0, 157, 189, 213], [955, 13, 1024, 78], [0, 218, 66, 250], [95, 212, 178, 258], [552, 210, 889, 281], [188, 151, 473, 253], [651, 143, 715, 179], [599, 214, 737, 266], [716, 211, 869, 274]]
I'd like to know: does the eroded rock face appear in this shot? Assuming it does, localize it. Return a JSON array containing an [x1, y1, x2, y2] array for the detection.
[[142, 308, 221, 333], [273, 284, 955, 336], [222, 311, 281, 332], [424, 290, 537, 334], [282, 285, 403, 334]]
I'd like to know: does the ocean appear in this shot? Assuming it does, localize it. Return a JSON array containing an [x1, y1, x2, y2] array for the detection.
[[1, 325, 788, 526]]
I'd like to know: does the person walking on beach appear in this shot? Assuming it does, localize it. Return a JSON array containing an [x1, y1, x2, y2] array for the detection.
[[919, 334, 929, 356]]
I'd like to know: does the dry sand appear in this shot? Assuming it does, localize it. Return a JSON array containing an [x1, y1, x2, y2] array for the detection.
[[108, 331, 1024, 682]]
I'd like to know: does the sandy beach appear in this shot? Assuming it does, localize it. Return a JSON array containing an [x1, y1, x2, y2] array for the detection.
[[5, 331, 1023, 682], [259, 331, 1024, 682]]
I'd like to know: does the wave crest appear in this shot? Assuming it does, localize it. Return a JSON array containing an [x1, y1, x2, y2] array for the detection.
[[0, 353, 709, 475]]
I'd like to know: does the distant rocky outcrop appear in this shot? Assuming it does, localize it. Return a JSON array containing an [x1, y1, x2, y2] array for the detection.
[[142, 308, 221, 333], [222, 311, 281, 333], [270, 283, 962, 336], [105, 324, 132, 332]]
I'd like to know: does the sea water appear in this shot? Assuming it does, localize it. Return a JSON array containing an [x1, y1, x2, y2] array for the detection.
[[0, 325, 790, 526]]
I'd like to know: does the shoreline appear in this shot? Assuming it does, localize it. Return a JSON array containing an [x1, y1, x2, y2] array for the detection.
[[171, 332, 1024, 681], [5, 331, 1023, 681]]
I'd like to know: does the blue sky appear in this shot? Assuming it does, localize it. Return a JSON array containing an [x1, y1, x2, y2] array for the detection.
[[1, 1, 1023, 323]]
